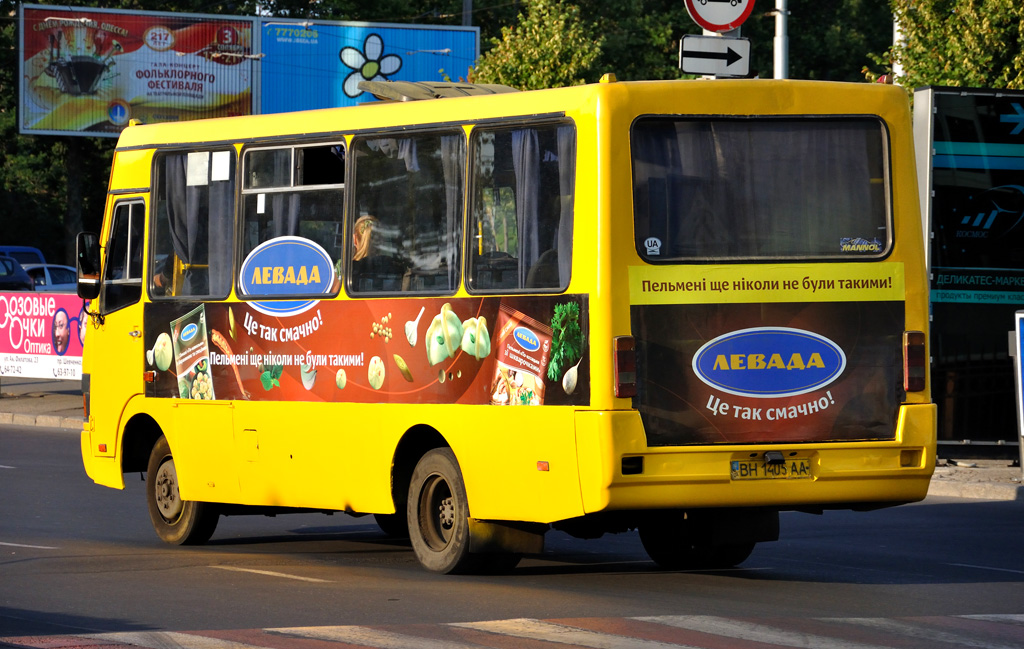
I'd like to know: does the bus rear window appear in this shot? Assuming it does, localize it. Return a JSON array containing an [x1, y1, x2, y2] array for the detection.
[[631, 117, 891, 261]]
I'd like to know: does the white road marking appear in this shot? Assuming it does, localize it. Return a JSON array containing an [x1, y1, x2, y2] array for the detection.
[[453, 618, 699, 648], [86, 632, 267, 649], [0, 541, 58, 549], [835, 617, 1023, 649], [0, 464, 15, 469], [948, 562, 1024, 575], [211, 565, 330, 583], [269, 625, 481, 649], [961, 614, 1024, 626], [637, 615, 892, 649]]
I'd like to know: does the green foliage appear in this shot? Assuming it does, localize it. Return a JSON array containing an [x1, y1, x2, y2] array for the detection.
[[471, 0, 603, 89], [548, 301, 583, 382], [872, 0, 1024, 88]]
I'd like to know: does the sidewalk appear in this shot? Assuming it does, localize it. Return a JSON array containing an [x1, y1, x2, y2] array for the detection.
[[0, 376, 84, 431], [1, 377, 1021, 501]]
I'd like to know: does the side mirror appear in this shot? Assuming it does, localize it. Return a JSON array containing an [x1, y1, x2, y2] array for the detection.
[[76, 231, 101, 300]]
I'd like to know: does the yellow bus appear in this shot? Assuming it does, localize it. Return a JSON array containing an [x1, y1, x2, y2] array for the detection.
[[77, 77, 935, 574]]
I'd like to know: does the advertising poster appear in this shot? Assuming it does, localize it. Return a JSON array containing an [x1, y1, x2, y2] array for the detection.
[[260, 21, 478, 113], [629, 263, 906, 446], [0, 293, 87, 380], [20, 5, 256, 136], [143, 295, 589, 407], [924, 88, 1024, 443]]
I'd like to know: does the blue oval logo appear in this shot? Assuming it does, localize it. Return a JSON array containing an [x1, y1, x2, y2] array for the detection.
[[513, 326, 541, 352], [181, 323, 198, 342], [692, 327, 846, 398], [239, 236, 335, 317]]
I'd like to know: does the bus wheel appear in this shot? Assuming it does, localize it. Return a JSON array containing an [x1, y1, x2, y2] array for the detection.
[[374, 512, 409, 538], [407, 448, 478, 574], [146, 436, 219, 545], [639, 517, 755, 570]]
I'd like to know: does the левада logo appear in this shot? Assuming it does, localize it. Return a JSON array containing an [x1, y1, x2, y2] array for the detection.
[[692, 327, 846, 398]]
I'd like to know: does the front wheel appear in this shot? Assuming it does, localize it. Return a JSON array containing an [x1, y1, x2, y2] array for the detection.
[[146, 436, 219, 545]]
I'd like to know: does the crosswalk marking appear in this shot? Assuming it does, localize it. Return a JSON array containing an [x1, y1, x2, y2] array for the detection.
[[85, 632, 269, 649], [3, 614, 1022, 649], [833, 617, 1024, 649], [268, 626, 481, 649], [636, 615, 892, 649], [961, 614, 1024, 626], [452, 618, 699, 648]]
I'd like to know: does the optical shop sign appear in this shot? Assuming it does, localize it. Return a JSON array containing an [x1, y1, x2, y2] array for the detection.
[[0, 293, 86, 380], [20, 5, 255, 137]]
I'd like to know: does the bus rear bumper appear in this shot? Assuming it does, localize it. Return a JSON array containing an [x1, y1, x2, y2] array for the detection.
[[575, 403, 937, 513]]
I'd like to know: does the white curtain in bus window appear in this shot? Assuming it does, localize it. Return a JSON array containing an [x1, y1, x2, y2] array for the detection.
[[468, 122, 576, 292], [349, 132, 463, 294], [631, 118, 889, 260], [153, 150, 236, 298], [239, 143, 346, 298]]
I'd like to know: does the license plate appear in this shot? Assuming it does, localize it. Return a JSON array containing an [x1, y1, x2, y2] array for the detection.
[[731, 458, 812, 480]]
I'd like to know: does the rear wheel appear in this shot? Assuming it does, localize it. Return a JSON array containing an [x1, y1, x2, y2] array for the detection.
[[146, 436, 219, 545], [639, 513, 755, 570]]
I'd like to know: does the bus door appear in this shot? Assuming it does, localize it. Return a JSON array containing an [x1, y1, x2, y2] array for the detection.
[[89, 198, 146, 459]]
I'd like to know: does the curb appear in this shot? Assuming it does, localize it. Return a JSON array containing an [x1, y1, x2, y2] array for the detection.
[[927, 480, 1023, 502], [0, 412, 83, 431]]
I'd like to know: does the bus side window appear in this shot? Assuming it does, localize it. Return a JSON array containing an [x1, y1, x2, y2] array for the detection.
[[348, 132, 463, 295], [101, 200, 144, 313], [239, 143, 346, 298], [468, 122, 575, 293], [151, 150, 236, 299]]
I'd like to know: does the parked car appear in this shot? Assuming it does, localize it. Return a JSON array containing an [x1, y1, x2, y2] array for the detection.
[[0, 255, 34, 291], [0, 245, 46, 265], [21, 263, 78, 292]]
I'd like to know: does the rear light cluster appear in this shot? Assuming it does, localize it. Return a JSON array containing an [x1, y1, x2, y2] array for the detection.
[[903, 331, 927, 392], [613, 335, 636, 398]]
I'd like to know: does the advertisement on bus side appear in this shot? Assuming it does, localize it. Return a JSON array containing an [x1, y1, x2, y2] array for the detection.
[[142, 295, 589, 407]]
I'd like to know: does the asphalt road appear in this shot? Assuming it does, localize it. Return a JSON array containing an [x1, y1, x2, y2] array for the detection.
[[2, 424, 1024, 648]]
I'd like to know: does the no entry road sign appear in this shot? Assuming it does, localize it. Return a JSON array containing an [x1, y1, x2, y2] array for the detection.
[[685, 0, 757, 33]]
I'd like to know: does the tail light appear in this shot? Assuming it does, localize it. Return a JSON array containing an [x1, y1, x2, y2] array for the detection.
[[613, 335, 636, 398], [903, 331, 926, 392]]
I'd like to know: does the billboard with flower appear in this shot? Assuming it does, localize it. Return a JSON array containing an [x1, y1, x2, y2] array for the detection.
[[259, 21, 478, 113]]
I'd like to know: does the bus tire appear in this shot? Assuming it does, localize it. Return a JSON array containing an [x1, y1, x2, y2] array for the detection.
[[146, 436, 219, 546], [407, 448, 479, 574], [639, 516, 755, 570]]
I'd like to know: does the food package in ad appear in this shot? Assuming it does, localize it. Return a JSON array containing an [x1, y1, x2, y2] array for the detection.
[[490, 304, 552, 406], [170, 304, 215, 400]]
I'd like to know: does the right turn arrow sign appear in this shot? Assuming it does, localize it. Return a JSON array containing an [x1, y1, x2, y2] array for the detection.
[[680, 34, 751, 78]]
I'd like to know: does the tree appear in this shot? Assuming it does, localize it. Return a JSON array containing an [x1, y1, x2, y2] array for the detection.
[[471, 0, 603, 90], [872, 0, 1024, 88]]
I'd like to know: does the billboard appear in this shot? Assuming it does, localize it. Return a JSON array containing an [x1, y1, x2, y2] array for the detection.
[[20, 5, 257, 137], [915, 87, 1024, 449], [19, 6, 480, 137], [0, 293, 87, 380], [259, 20, 479, 112]]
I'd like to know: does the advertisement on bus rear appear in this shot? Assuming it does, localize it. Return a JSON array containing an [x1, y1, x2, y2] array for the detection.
[[142, 295, 589, 407], [20, 5, 256, 136], [629, 263, 906, 445], [0, 293, 87, 379]]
